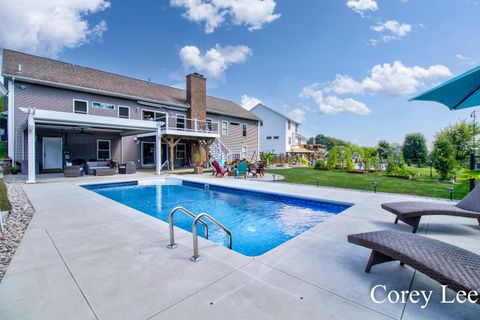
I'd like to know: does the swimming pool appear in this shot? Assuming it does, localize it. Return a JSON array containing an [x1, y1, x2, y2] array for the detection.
[[84, 180, 352, 256]]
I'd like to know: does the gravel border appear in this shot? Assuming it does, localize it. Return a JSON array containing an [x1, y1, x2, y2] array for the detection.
[[0, 178, 35, 282]]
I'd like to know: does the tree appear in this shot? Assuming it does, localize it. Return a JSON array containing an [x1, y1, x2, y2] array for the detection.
[[444, 121, 472, 163], [307, 137, 315, 145], [430, 133, 456, 180], [402, 133, 428, 167], [376, 140, 392, 160], [315, 134, 350, 150]]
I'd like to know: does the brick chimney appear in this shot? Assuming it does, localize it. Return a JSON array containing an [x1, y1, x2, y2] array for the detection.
[[186, 73, 207, 122]]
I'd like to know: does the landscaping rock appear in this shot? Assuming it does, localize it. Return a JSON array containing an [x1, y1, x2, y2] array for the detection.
[[0, 178, 35, 282]]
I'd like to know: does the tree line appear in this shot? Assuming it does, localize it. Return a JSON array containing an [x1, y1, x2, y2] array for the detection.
[[309, 120, 473, 181]]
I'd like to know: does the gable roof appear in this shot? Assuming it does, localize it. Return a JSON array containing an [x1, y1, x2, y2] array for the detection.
[[2, 49, 260, 121], [250, 103, 300, 125]]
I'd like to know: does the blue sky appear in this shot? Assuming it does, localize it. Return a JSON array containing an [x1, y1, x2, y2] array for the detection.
[[1, 0, 480, 146]]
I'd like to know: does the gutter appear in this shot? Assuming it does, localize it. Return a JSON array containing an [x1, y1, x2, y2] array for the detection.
[[3, 74, 189, 110]]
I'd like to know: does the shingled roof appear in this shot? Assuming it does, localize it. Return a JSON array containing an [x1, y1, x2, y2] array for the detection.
[[2, 49, 260, 121]]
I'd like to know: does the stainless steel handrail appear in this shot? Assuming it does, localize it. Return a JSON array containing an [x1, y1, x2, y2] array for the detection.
[[167, 207, 209, 249], [190, 213, 232, 262]]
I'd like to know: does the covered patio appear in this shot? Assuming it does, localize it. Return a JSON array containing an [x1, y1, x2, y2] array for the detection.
[[20, 108, 162, 183]]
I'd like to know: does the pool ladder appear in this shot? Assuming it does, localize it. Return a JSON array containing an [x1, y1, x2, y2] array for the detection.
[[167, 206, 232, 262]]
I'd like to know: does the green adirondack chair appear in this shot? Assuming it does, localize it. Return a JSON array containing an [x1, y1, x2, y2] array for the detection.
[[235, 161, 248, 179]]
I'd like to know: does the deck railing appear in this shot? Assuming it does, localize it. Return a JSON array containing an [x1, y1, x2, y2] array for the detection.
[[151, 114, 220, 135]]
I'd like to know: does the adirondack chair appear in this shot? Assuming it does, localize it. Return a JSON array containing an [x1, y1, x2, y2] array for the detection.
[[235, 161, 248, 179]]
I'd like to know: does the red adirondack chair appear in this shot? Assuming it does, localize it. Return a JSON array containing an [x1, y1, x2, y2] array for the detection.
[[212, 160, 227, 177]]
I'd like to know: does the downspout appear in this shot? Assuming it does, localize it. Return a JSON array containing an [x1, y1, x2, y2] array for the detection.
[[7, 77, 15, 164]]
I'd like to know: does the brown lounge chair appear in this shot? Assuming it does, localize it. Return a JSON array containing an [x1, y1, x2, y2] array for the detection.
[[382, 185, 480, 233], [348, 230, 480, 300]]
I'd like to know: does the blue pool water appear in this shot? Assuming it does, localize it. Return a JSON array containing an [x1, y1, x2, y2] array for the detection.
[[84, 181, 352, 256]]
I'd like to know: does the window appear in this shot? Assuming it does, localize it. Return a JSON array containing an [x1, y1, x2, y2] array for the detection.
[[273, 136, 279, 139], [241, 146, 247, 159], [206, 118, 213, 131], [295, 124, 299, 133], [288, 137, 292, 145], [176, 143, 186, 159], [176, 115, 186, 130], [260, 121, 263, 126], [73, 99, 87, 114], [266, 136, 272, 140], [242, 124, 247, 137], [92, 101, 115, 110], [222, 121, 229, 136], [142, 110, 167, 128], [97, 140, 111, 160], [288, 121, 291, 130], [118, 106, 130, 119]]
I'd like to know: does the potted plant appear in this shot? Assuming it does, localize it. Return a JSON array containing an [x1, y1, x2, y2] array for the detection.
[[193, 152, 203, 174]]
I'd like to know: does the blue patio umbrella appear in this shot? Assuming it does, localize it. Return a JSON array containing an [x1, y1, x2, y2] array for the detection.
[[411, 65, 480, 110]]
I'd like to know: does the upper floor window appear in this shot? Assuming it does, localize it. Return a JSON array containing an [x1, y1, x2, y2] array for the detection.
[[142, 110, 167, 128], [288, 120, 291, 130], [295, 124, 298, 133], [92, 101, 115, 110], [242, 124, 247, 137], [176, 114, 186, 130], [288, 137, 292, 145], [260, 121, 263, 126], [222, 121, 229, 136], [266, 136, 272, 140], [206, 118, 213, 131], [273, 136, 279, 140], [118, 106, 130, 119], [73, 99, 88, 114]]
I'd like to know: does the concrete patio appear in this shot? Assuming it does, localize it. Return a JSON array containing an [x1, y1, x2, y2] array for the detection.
[[0, 174, 478, 320]]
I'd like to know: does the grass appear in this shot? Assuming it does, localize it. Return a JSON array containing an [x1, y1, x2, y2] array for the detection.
[[0, 181, 11, 211], [0, 141, 7, 159], [266, 166, 470, 200]]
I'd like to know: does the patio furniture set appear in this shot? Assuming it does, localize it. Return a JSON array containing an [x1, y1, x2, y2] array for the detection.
[[348, 185, 480, 303], [211, 160, 265, 179], [63, 160, 136, 177]]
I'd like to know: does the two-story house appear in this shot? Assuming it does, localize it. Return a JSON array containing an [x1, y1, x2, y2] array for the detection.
[[250, 103, 307, 155], [2, 49, 260, 182]]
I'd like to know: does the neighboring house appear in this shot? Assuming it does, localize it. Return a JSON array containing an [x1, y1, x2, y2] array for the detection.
[[2, 49, 260, 182], [250, 103, 307, 155]]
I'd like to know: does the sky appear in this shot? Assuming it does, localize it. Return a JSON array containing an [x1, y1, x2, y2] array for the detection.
[[1, 0, 479, 147]]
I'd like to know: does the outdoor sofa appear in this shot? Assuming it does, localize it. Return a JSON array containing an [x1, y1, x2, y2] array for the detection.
[[347, 230, 480, 300], [85, 161, 115, 176], [381, 185, 480, 233], [64, 165, 83, 177]]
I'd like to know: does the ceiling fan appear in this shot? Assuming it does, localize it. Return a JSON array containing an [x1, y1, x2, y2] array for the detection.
[[70, 127, 94, 135]]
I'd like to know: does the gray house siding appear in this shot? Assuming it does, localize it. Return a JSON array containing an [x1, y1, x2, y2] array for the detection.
[[11, 81, 186, 163], [207, 113, 259, 160]]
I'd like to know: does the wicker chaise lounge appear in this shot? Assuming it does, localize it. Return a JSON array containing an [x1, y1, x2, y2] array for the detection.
[[382, 185, 480, 233], [348, 230, 480, 300]]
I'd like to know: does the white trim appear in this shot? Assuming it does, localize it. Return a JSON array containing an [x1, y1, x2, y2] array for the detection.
[[42, 137, 63, 170], [4, 74, 189, 110], [7, 79, 15, 162], [92, 101, 115, 110], [141, 141, 155, 167], [96, 139, 111, 160], [73, 99, 89, 115], [221, 120, 229, 136], [242, 123, 247, 137], [175, 143, 186, 159], [118, 105, 130, 119], [20, 108, 158, 132], [241, 145, 247, 159], [176, 114, 186, 130]]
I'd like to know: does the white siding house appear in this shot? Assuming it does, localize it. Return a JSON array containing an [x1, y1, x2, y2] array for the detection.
[[250, 104, 307, 154]]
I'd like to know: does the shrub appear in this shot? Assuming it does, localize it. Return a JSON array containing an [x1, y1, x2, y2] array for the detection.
[[298, 157, 309, 166], [314, 160, 327, 170]]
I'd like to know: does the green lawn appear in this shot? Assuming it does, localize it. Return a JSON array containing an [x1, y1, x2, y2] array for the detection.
[[0, 141, 7, 159], [0, 181, 11, 211], [266, 167, 470, 200]]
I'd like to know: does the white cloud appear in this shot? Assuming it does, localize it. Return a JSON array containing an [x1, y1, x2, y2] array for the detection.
[[346, 0, 378, 16], [170, 0, 281, 33], [456, 54, 478, 66], [371, 20, 412, 37], [241, 95, 262, 110], [300, 84, 371, 115], [288, 108, 306, 123], [328, 61, 452, 96], [300, 61, 452, 115], [0, 0, 110, 57], [179, 44, 252, 79]]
